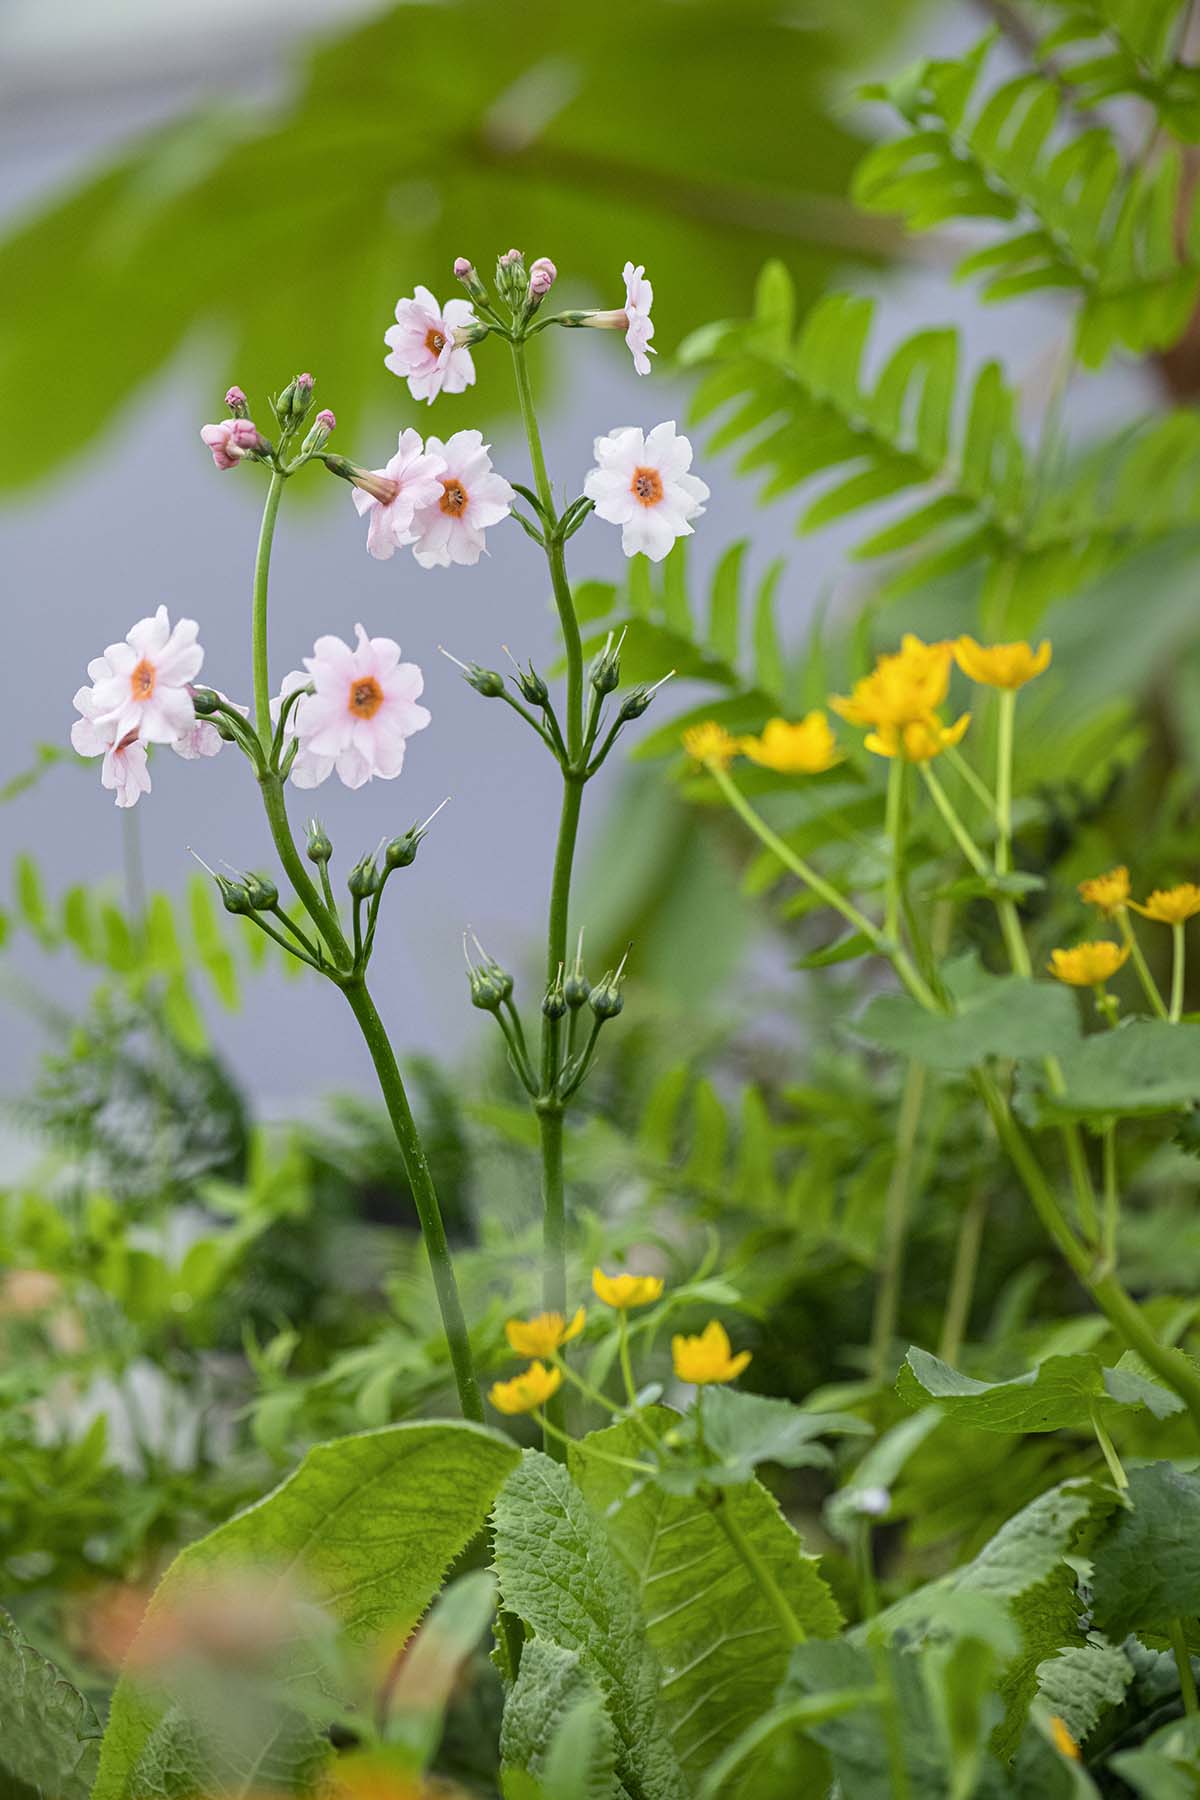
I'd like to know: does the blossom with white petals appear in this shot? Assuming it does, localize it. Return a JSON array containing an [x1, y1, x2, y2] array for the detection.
[[384, 287, 477, 404], [172, 692, 247, 760], [410, 431, 514, 569], [82, 606, 203, 744], [584, 422, 709, 562], [351, 429, 448, 560], [621, 263, 655, 375], [70, 691, 151, 809], [289, 626, 430, 790]]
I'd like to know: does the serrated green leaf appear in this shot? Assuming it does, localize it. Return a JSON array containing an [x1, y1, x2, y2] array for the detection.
[[0, 1611, 102, 1800], [1036, 1021, 1200, 1120], [1091, 1462, 1200, 1637], [500, 1641, 619, 1800], [854, 973, 1079, 1072]]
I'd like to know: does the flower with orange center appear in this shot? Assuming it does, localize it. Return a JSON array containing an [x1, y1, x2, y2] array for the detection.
[[287, 625, 430, 790], [829, 635, 953, 733], [954, 636, 1052, 690], [1078, 866, 1130, 916], [682, 721, 738, 769], [505, 1307, 586, 1360], [1047, 941, 1129, 987], [592, 1266, 664, 1310], [488, 1361, 562, 1416], [740, 712, 843, 775], [671, 1320, 751, 1385], [384, 285, 478, 404], [864, 713, 971, 763], [1130, 884, 1200, 925], [410, 430, 514, 568], [584, 422, 709, 561]]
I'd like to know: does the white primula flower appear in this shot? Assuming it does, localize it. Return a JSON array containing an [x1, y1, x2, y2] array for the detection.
[[622, 262, 655, 375], [410, 430, 514, 569], [85, 605, 203, 744], [71, 689, 151, 809], [583, 421, 709, 562], [351, 428, 449, 559], [384, 287, 478, 404], [290, 626, 431, 790]]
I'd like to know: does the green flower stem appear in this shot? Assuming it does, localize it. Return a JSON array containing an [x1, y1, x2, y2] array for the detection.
[[707, 762, 939, 1012], [511, 337, 587, 1459], [919, 764, 991, 877], [1169, 1619, 1199, 1716], [1172, 921, 1186, 1022], [554, 1357, 623, 1416], [869, 1060, 927, 1382], [937, 1186, 988, 1366], [1090, 1406, 1128, 1491], [533, 1409, 655, 1475], [249, 470, 481, 1424], [1102, 1125, 1119, 1267], [1118, 908, 1168, 1019], [884, 758, 906, 946], [944, 743, 999, 819], [712, 1491, 807, 1647]]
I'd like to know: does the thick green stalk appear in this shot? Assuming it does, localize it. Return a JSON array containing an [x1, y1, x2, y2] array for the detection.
[[869, 1060, 927, 1381], [1172, 921, 1186, 1022]]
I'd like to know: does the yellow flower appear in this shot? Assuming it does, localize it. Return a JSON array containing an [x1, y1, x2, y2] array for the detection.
[[488, 1361, 562, 1416], [681, 721, 737, 769], [863, 713, 971, 763], [954, 636, 1052, 690], [739, 712, 843, 775], [1047, 942, 1130, 987], [1078, 866, 1130, 916], [1130, 884, 1200, 925], [671, 1320, 752, 1385], [592, 1266, 664, 1310], [504, 1307, 586, 1360], [1048, 1715, 1080, 1761], [830, 635, 953, 732]]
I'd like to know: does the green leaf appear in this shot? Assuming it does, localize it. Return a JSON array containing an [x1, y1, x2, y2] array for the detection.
[[1035, 1021, 1200, 1120], [897, 1348, 1106, 1432], [493, 1449, 687, 1800], [570, 1414, 841, 1783], [1091, 1462, 1200, 1638], [0, 1610, 102, 1800], [94, 1422, 519, 1800], [1109, 1714, 1200, 1799], [690, 1387, 871, 1487], [854, 972, 1079, 1072], [1035, 1639, 1134, 1745], [500, 1641, 619, 1800]]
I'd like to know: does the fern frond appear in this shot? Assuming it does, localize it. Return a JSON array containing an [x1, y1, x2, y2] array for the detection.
[[855, 32, 1200, 365], [1035, 0, 1200, 138]]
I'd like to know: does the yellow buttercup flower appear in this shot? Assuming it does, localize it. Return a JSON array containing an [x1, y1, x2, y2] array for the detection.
[[1130, 884, 1200, 925], [1078, 866, 1130, 916], [1047, 942, 1130, 987], [1048, 1715, 1080, 1761], [739, 712, 843, 775], [863, 713, 971, 764], [504, 1307, 586, 1360], [592, 1266, 664, 1310], [954, 636, 1052, 690], [488, 1361, 563, 1416], [682, 721, 737, 769], [671, 1319, 751, 1385], [830, 634, 953, 732]]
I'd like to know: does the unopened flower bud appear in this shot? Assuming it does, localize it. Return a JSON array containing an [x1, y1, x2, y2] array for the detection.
[[495, 249, 528, 307], [218, 877, 253, 916], [507, 654, 549, 707], [543, 965, 567, 1021], [323, 456, 401, 504], [452, 321, 490, 349], [589, 632, 624, 696], [589, 948, 630, 1021], [276, 373, 315, 425], [225, 385, 248, 416], [306, 819, 333, 865], [454, 257, 474, 279], [527, 257, 557, 313], [453, 257, 489, 304], [302, 409, 336, 454], [348, 854, 381, 900], [564, 968, 590, 1009], [618, 672, 673, 722], [385, 830, 421, 870], [243, 872, 279, 911], [191, 686, 221, 716], [466, 662, 505, 697], [467, 966, 504, 1012]]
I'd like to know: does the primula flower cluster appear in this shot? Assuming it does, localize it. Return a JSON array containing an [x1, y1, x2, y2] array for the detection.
[[351, 429, 515, 568], [71, 607, 205, 808]]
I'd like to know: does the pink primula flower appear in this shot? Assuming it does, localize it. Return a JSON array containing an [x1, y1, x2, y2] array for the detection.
[[70, 692, 151, 809], [410, 431, 514, 569], [384, 287, 477, 405], [621, 262, 655, 375], [200, 418, 263, 469], [83, 606, 203, 744], [289, 626, 430, 790], [351, 429, 448, 559]]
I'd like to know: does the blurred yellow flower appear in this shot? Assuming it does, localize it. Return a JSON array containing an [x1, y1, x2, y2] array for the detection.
[[682, 721, 737, 769], [671, 1319, 751, 1385], [830, 634, 952, 732], [1078, 866, 1129, 916], [1047, 942, 1129, 987], [864, 713, 971, 764], [739, 712, 842, 775], [592, 1266, 664, 1310], [488, 1361, 563, 1416], [504, 1307, 585, 1359], [954, 636, 1052, 690], [1130, 884, 1200, 925], [1048, 1715, 1080, 1761]]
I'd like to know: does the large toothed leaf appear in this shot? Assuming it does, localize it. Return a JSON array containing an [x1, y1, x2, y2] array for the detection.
[[94, 1422, 519, 1800], [0, 1610, 102, 1800]]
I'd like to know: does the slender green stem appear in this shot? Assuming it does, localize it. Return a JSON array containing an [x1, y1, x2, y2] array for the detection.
[[251, 470, 285, 749], [1170, 1619, 1199, 1716], [1090, 1406, 1128, 1490], [712, 1493, 807, 1646], [344, 980, 482, 1422], [884, 758, 906, 946], [1118, 908, 1168, 1019], [533, 1410, 655, 1473], [1172, 921, 1186, 1022], [870, 1061, 927, 1381], [855, 1520, 879, 1621], [1102, 1125, 1119, 1268], [259, 773, 351, 964], [944, 743, 998, 819], [938, 1187, 988, 1366], [920, 764, 990, 877], [617, 1311, 639, 1408]]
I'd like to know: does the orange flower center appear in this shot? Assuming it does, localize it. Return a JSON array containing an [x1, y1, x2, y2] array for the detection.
[[425, 327, 447, 355], [130, 658, 156, 701], [349, 677, 383, 719], [439, 479, 468, 516], [631, 466, 663, 507]]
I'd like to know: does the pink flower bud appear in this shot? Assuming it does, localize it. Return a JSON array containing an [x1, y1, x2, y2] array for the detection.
[[454, 257, 474, 279], [297, 372, 314, 393], [200, 418, 265, 468], [315, 409, 336, 432], [529, 257, 557, 297], [499, 248, 523, 267], [224, 385, 248, 414]]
